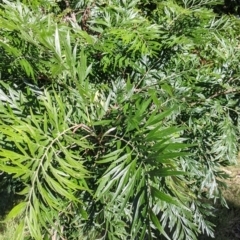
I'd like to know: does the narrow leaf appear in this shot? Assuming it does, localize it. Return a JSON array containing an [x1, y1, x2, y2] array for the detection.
[[5, 202, 27, 220]]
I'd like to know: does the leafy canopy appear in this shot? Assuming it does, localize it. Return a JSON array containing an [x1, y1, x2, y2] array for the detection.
[[0, 0, 240, 239]]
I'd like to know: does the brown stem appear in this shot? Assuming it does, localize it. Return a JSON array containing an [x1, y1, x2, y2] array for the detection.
[[190, 89, 240, 106], [208, 89, 240, 99]]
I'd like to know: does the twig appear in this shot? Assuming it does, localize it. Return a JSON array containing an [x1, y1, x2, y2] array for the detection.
[[208, 89, 240, 99], [81, 6, 91, 31], [190, 89, 240, 107]]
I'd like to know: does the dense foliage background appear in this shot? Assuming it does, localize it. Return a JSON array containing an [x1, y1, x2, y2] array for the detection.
[[0, 0, 240, 239]]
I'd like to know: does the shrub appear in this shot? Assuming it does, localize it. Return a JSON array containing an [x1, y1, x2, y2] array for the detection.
[[0, 0, 240, 239]]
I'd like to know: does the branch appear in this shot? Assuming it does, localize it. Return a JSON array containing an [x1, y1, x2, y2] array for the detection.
[[208, 89, 240, 99], [190, 89, 240, 107]]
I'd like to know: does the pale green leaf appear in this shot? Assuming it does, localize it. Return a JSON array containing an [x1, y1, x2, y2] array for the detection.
[[5, 202, 27, 220]]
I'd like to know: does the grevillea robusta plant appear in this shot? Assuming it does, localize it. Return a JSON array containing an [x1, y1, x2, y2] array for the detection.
[[0, 0, 240, 239]]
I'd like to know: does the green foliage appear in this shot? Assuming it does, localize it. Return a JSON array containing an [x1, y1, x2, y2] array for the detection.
[[0, 0, 240, 239]]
